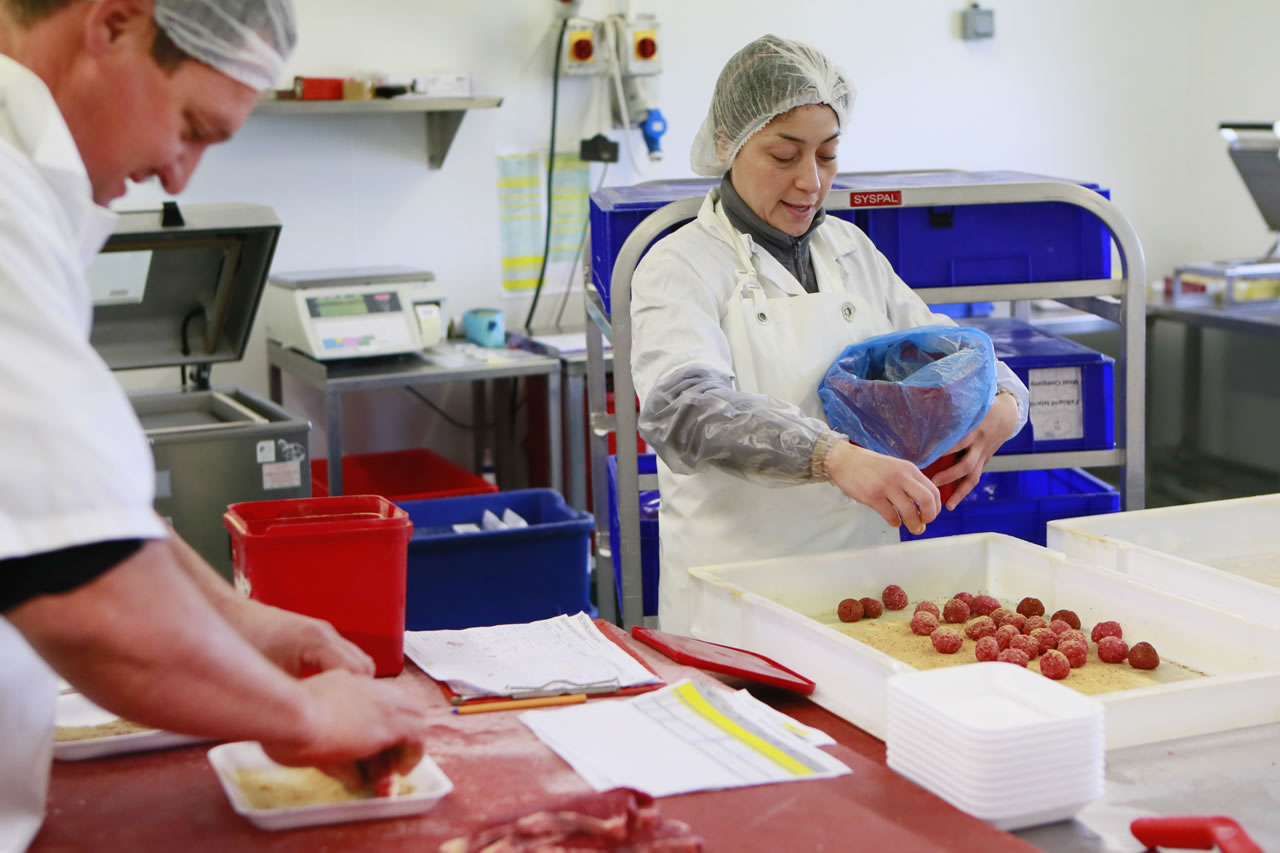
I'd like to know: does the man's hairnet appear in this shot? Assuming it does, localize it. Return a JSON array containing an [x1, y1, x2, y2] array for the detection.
[[153, 0, 297, 92], [690, 34, 856, 177]]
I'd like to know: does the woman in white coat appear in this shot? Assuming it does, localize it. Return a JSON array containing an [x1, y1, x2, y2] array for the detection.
[[630, 35, 1030, 634]]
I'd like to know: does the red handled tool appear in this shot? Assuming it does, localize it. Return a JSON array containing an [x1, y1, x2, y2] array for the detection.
[[1130, 816, 1263, 853]]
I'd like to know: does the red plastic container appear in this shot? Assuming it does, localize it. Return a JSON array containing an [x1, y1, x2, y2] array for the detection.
[[311, 448, 498, 501], [223, 495, 412, 676]]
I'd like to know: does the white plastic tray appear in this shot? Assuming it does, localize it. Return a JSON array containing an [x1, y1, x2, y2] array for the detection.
[[1047, 494, 1280, 627], [207, 741, 453, 831], [54, 692, 209, 761], [688, 533, 1280, 749]]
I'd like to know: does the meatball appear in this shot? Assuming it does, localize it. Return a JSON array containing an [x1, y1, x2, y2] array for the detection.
[[1058, 639, 1088, 668], [930, 629, 963, 654], [953, 592, 976, 607], [1024, 615, 1049, 635], [964, 616, 997, 641], [1009, 634, 1041, 659], [1050, 609, 1081, 630], [974, 635, 1000, 661], [1128, 641, 1160, 670], [910, 611, 939, 636], [882, 585, 909, 611], [859, 597, 884, 619], [1091, 621, 1123, 643], [1049, 619, 1074, 636], [1097, 636, 1129, 664], [1039, 649, 1070, 680], [837, 598, 864, 623], [1016, 597, 1045, 618], [1030, 627, 1059, 654], [914, 600, 941, 618], [942, 598, 971, 624], [971, 594, 1000, 617], [997, 648, 1030, 667], [994, 624, 1020, 651]]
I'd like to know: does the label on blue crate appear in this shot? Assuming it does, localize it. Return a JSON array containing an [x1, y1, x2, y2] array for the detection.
[[1028, 366, 1084, 440]]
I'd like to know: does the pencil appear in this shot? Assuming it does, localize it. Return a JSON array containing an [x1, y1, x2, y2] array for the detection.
[[452, 693, 588, 715]]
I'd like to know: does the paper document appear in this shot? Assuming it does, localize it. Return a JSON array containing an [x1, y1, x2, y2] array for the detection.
[[404, 613, 660, 699], [520, 679, 850, 797]]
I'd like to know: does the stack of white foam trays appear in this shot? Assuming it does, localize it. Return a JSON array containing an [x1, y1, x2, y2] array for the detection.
[[885, 663, 1105, 830]]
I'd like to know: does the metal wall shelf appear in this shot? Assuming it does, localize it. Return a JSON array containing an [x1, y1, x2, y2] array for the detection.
[[252, 96, 503, 169], [586, 172, 1147, 629]]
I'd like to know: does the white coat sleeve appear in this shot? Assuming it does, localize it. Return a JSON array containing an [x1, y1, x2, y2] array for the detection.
[[630, 235, 841, 487], [870, 247, 1030, 440]]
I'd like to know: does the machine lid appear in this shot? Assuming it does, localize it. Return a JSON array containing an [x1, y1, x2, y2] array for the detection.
[[89, 203, 281, 371], [1220, 122, 1280, 234], [268, 265, 435, 290]]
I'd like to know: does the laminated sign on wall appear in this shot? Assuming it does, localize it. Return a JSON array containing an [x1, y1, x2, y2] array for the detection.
[[496, 152, 591, 293], [1028, 366, 1084, 440]]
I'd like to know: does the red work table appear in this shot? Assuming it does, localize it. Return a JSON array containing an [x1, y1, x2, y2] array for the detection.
[[31, 623, 1038, 853]]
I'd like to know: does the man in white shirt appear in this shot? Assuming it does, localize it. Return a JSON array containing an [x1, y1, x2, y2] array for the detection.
[[0, 2, 427, 849]]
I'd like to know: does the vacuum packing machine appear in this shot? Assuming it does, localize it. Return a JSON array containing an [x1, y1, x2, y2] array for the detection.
[[88, 203, 310, 580]]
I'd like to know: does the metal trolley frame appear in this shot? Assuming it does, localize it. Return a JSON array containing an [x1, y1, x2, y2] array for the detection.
[[585, 172, 1147, 628]]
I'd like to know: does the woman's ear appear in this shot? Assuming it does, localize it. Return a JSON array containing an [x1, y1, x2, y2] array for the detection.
[[82, 0, 152, 58]]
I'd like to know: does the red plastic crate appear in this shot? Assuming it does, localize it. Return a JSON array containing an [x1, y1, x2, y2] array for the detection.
[[311, 448, 498, 501], [224, 495, 412, 676]]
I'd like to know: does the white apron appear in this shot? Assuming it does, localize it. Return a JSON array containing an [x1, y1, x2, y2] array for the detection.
[[657, 206, 900, 635], [0, 619, 57, 853]]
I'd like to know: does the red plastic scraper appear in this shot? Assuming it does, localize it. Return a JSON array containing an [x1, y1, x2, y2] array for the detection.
[[1131, 816, 1263, 853], [631, 627, 815, 694]]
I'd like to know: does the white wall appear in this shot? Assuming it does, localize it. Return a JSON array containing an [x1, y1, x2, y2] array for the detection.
[[116, 0, 1280, 473]]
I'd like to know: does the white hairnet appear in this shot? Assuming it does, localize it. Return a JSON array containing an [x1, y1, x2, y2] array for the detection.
[[153, 0, 297, 92], [690, 34, 856, 177]]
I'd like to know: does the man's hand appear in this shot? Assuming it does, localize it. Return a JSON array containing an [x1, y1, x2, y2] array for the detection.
[[229, 598, 374, 678], [930, 393, 1019, 510], [826, 442, 941, 535], [261, 670, 428, 792]]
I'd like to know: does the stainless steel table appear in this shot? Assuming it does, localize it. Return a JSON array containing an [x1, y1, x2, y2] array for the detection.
[[1016, 721, 1280, 851], [1146, 300, 1280, 501], [266, 339, 562, 496]]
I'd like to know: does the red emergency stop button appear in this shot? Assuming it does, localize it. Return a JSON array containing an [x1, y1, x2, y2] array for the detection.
[[636, 36, 657, 59], [572, 37, 594, 61]]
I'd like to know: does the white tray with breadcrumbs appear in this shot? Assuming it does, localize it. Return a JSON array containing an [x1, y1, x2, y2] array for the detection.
[[207, 741, 453, 831], [688, 533, 1280, 749], [54, 692, 210, 760]]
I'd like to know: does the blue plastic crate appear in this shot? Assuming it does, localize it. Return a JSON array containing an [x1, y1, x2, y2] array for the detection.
[[396, 489, 593, 630], [606, 453, 660, 617], [968, 317, 1115, 455], [902, 468, 1119, 547], [589, 180, 859, 316], [853, 180, 1112, 289]]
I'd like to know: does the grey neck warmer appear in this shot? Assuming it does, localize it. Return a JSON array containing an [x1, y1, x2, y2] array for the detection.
[[720, 171, 826, 294]]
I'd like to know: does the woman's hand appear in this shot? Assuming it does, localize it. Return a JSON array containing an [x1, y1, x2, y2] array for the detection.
[[826, 442, 941, 535], [930, 393, 1020, 510]]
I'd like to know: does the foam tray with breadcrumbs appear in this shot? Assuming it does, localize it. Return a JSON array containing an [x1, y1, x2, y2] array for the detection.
[[688, 532, 1280, 749]]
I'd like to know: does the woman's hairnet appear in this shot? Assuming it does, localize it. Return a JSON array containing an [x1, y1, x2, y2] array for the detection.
[[690, 34, 856, 177], [153, 0, 297, 92]]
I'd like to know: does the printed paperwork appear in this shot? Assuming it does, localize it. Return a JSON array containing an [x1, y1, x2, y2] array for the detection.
[[520, 679, 850, 797], [404, 613, 661, 699]]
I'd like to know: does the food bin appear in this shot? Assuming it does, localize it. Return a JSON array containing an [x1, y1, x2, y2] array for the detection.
[[688, 532, 1280, 750], [224, 495, 412, 676], [1047, 493, 1280, 628]]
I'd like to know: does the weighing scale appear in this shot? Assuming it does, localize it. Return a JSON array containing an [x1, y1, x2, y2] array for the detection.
[[88, 203, 311, 580], [1169, 122, 1280, 307], [261, 266, 446, 360]]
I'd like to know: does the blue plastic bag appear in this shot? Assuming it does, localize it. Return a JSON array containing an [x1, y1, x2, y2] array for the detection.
[[818, 325, 997, 468]]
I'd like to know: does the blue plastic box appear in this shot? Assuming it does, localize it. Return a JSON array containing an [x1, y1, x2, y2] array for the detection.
[[606, 453, 660, 617], [589, 180, 858, 316], [902, 468, 1119, 547], [853, 184, 1112, 289], [396, 489, 593, 630], [968, 317, 1115, 455]]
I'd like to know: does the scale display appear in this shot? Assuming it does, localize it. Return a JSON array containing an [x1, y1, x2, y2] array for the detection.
[[306, 291, 401, 318]]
